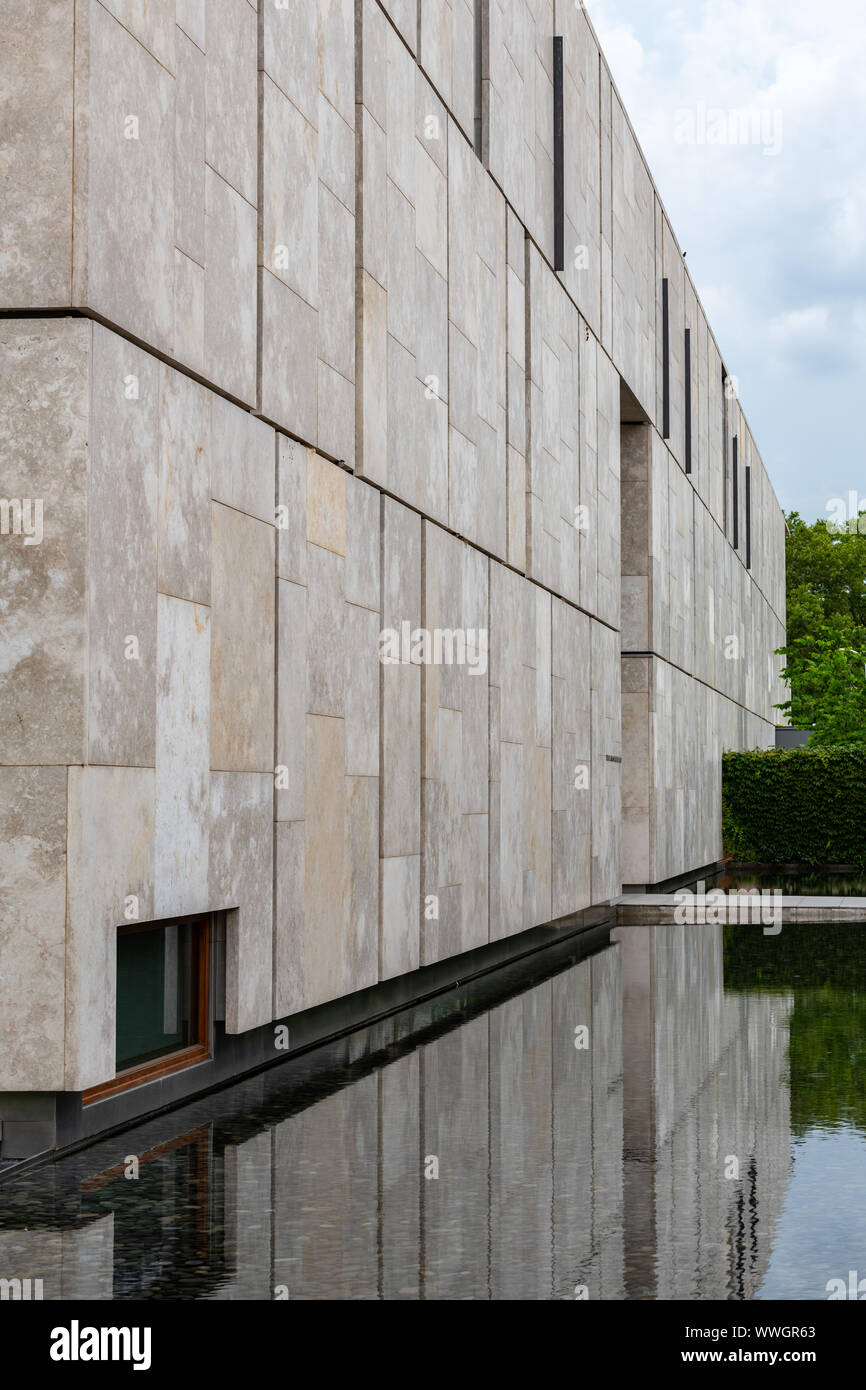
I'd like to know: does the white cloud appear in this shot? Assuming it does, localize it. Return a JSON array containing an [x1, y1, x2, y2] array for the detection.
[[768, 306, 830, 344]]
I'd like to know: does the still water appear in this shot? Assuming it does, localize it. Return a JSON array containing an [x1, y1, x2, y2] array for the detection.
[[2, 921, 865, 1301]]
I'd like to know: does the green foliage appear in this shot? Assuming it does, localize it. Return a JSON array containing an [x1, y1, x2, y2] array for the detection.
[[776, 626, 866, 745], [724, 925, 866, 1136], [787, 988, 866, 1136], [722, 746, 866, 865], [778, 512, 866, 737]]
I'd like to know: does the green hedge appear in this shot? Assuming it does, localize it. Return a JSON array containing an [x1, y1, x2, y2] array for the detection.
[[722, 746, 866, 865]]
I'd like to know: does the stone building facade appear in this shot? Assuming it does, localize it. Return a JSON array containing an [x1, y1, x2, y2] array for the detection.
[[0, 0, 785, 1156]]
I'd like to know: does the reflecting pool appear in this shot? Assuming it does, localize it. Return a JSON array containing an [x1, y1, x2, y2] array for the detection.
[[1, 921, 865, 1300]]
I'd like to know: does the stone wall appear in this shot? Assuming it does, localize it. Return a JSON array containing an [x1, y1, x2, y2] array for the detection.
[[0, 0, 785, 1098]]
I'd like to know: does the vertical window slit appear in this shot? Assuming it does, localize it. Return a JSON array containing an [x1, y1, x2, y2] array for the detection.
[[684, 326, 692, 473], [662, 278, 670, 439], [553, 36, 564, 272], [745, 465, 752, 569], [474, 0, 484, 159], [732, 435, 739, 550]]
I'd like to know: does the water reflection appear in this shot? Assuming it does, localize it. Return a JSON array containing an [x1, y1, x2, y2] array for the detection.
[[690, 867, 866, 897], [2, 923, 865, 1300]]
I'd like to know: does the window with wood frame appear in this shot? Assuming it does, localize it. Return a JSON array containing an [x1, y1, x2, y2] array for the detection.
[[83, 915, 211, 1104]]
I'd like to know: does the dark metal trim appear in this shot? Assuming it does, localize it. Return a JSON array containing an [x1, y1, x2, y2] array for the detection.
[[662, 278, 670, 438], [553, 36, 564, 272], [732, 435, 739, 549], [684, 326, 692, 473]]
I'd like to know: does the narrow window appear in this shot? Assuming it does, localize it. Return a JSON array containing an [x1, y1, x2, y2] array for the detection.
[[732, 435, 739, 550], [722, 362, 729, 536], [745, 465, 752, 569], [684, 327, 692, 473], [474, 0, 484, 159], [83, 915, 211, 1103], [553, 36, 564, 272], [662, 279, 670, 439]]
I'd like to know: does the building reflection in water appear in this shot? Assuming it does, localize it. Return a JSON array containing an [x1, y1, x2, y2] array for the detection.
[[0, 923, 804, 1300], [614, 924, 793, 1301]]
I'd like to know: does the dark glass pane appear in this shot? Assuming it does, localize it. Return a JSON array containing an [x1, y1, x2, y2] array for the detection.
[[116, 924, 194, 1072]]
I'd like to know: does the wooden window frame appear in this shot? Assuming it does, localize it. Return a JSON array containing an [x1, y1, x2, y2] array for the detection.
[[83, 914, 211, 1105]]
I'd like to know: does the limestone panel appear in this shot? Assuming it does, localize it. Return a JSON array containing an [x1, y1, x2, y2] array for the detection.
[[381, 854, 421, 980], [620, 423, 650, 652], [276, 436, 309, 586], [356, 25, 449, 525], [210, 503, 275, 773], [99, 0, 176, 71], [489, 565, 553, 939], [173, 247, 205, 375], [0, 767, 67, 1090], [379, 0, 417, 52], [596, 349, 622, 630], [551, 598, 592, 919], [579, 318, 599, 617], [203, 166, 257, 404], [274, 818, 304, 1018], [259, 0, 355, 455], [484, 0, 555, 263], [418, 0, 475, 143], [209, 771, 273, 1033], [87, 325, 158, 768], [657, 214, 686, 469], [275, 578, 306, 824], [422, 524, 489, 964], [158, 365, 211, 606], [66, 766, 156, 1090], [177, 0, 205, 50], [599, 61, 614, 357], [526, 245, 581, 606], [74, 0, 175, 357], [610, 92, 654, 416], [448, 121, 508, 559], [558, 4, 602, 338], [591, 620, 621, 903], [381, 499, 422, 975], [205, 0, 257, 207], [174, 36, 204, 271], [0, 0, 74, 307], [505, 208, 527, 571], [210, 394, 275, 526], [274, 453, 381, 1016], [0, 320, 90, 766], [154, 594, 210, 919], [260, 272, 318, 445]]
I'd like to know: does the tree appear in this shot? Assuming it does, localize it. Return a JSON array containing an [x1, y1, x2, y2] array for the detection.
[[777, 513, 866, 742]]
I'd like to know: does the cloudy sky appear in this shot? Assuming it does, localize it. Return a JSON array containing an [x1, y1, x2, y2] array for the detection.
[[587, 0, 866, 524]]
